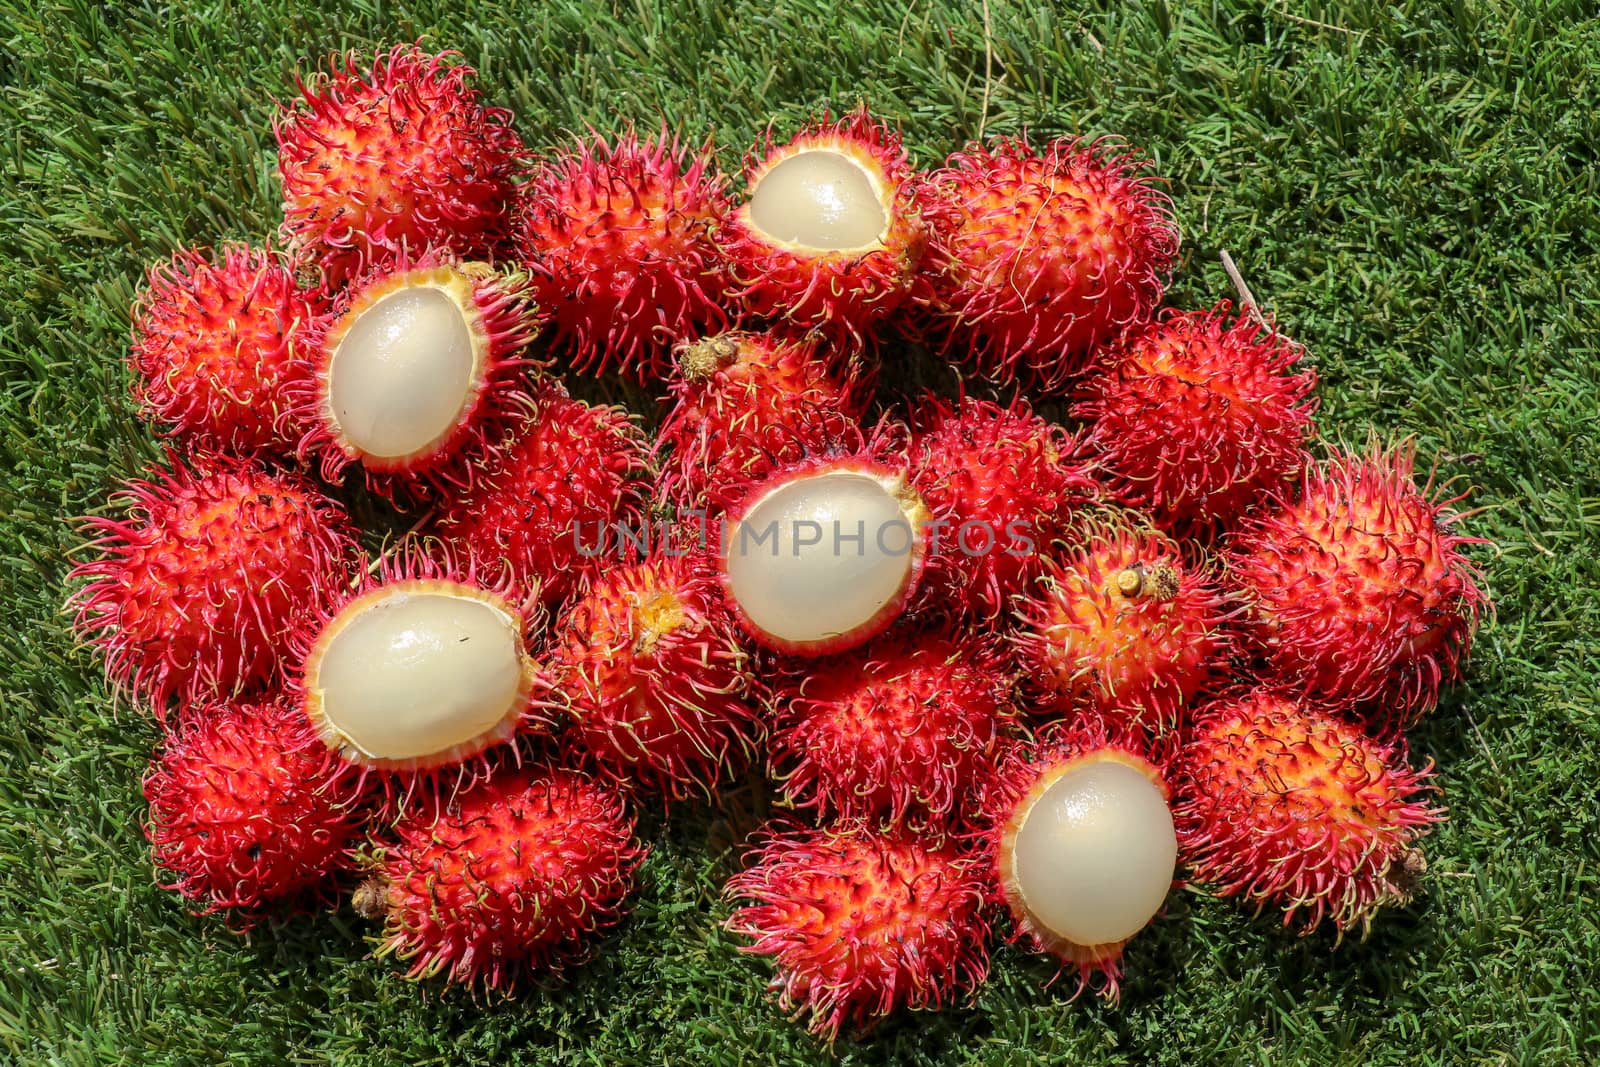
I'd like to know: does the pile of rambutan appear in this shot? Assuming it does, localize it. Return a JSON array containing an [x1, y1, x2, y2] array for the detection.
[[67, 39, 1491, 1045]]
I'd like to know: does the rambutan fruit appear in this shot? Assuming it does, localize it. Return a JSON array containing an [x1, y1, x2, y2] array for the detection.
[[1013, 520, 1228, 730], [359, 764, 644, 988], [68, 454, 356, 714], [292, 552, 551, 779], [145, 695, 366, 922], [914, 136, 1179, 391], [276, 44, 525, 282], [770, 629, 1013, 830], [548, 552, 759, 799], [515, 130, 730, 380], [293, 255, 539, 497], [725, 823, 990, 1040], [718, 440, 935, 657], [978, 728, 1177, 998], [128, 245, 318, 454], [909, 396, 1100, 618], [1229, 443, 1488, 721], [1174, 690, 1442, 936], [656, 330, 867, 511], [720, 107, 926, 344], [1074, 302, 1318, 535], [431, 382, 651, 606]]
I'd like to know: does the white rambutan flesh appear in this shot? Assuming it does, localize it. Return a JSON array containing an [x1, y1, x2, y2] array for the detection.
[[305, 580, 533, 765], [723, 467, 928, 655], [748, 150, 887, 252], [1003, 755, 1177, 951], [327, 285, 478, 461]]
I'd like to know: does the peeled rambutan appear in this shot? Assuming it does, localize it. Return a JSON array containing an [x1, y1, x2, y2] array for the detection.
[[290, 550, 552, 780], [1014, 520, 1228, 730], [276, 44, 525, 282], [359, 764, 644, 988], [656, 330, 867, 510], [68, 453, 356, 714], [292, 255, 539, 497], [431, 382, 651, 606], [720, 107, 926, 344], [770, 629, 1013, 830], [1075, 302, 1318, 534], [128, 245, 318, 454], [515, 129, 730, 380], [1174, 690, 1442, 936], [145, 695, 366, 921], [717, 434, 936, 657], [977, 726, 1177, 999], [914, 136, 1179, 390], [1229, 443, 1488, 721], [909, 396, 1100, 618], [725, 823, 990, 1040], [549, 552, 759, 799]]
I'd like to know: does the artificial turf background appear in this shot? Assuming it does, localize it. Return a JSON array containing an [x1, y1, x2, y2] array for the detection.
[[3, 1, 1598, 1063]]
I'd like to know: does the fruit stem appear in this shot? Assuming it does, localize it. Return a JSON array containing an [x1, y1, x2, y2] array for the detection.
[[1220, 249, 1266, 330]]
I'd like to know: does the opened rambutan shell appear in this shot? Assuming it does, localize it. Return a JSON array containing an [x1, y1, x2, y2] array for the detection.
[[1013, 520, 1229, 730], [276, 44, 525, 283], [1075, 302, 1318, 535], [1229, 442, 1489, 722], [363, 763, 644, 988], [144, 695, 367, 923], [549, 552, 760, 799], [128, 245, 319, 454], [977, 726, 1177, 999], [914, 136, 1179, 391], [292, 255, 539, 499], [1174, 690, 1443, 936], [725, 823, 990, 1040], [720, 107, 926, 345], [68, 453, 356, 715], [717, 432, 936, 657], [656, 330, 868, 511], [770, 629, 1013, 830], [515, 129, 731, 380], [432, 382, 651, 607], [909, 395, 1101, 618], [290, 550, 553, 782]]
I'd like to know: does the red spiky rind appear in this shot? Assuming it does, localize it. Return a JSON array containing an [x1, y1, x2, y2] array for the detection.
[[725, 822, 991, 1041], [691, 395, 899, 525], [430, 380, 652, 607], [128, 244, 321, 455], [1228, 442, 1490, 724], [548, 551, 761, 801], [370, 763, 644, 989], [908, 395, 1102, 618], [655, 330, 870, 511], [716, 432, 938, 657], [769, 628, 1016, 832], [973, 722, 1175, 1001], [275, 43, 526, 284], [143, 694, 369, 925], [67, 452, 358, 717], [515, 128, 732, 381], [1074, 302, 1319, 536], [1173, 689, 1444, 938], [290, 252, 541, 501], [1012, 520, 1231, 732], [720, 107, 927, 346], [912, 136, 1179, 391], [286, 546, 557, 790]]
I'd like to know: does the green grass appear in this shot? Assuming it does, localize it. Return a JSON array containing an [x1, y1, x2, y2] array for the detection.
[[3, 1, 1598, 1063]]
